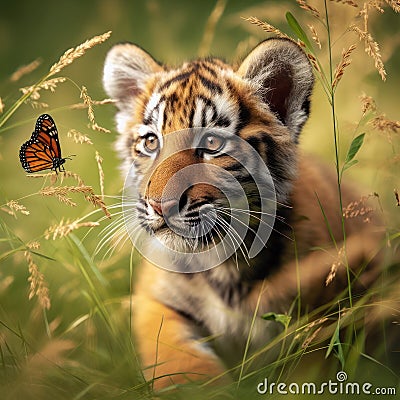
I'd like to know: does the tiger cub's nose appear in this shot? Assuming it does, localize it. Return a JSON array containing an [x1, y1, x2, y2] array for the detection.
[[149, 198, 179, 218]]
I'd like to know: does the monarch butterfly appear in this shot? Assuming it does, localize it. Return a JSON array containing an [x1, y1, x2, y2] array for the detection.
[[19, 114, 69, 173]]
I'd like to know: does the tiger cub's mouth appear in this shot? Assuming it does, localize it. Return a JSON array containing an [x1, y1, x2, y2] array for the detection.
[[141, 194, 221, 247]]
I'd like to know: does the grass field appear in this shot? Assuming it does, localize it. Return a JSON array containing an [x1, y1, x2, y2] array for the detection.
[[0, 1, 399, 398]]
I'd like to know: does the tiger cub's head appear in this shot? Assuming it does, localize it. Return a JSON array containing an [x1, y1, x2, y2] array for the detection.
[[103, 39, 313, 267]]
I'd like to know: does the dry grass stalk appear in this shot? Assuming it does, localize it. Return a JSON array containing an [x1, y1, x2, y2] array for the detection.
[[60, 170, 85, 186], [90, 122, 111, 133], [44, 218, 99, 240], [242, 17, 291, 40], [95, 151, 105, 200], [330, 0, 358, 7], [39, 185, 94, 207], [67, 129, 93, 145], [360, 92, 377, 115], [27, 100, 49, 109], [34, 172, 110, 217], [40, 185, 95, 196], [296, 0, 320, 18], [49, 31, 112, 77], [0, 97, 4, 114], [80, 86, 95, 124], [0, 207, 14, 216], [332, 44, 357, 89], [342, 194, 377, 222], [80, 86, 111, 133], [20, 77, 67, 101], [363, 1, 385, 18], [85, 192, 111, 219], [306, 317, 329, 332], [70, 98, 115, 109], [294, 316, 328, 340], [24, 250, 51, 310], [27, 241, 41, 250], [350, 24, 386, 81], [326, 246, 345, 286], [384, 0, 400, 12], [394, 189, 400, 206], [40, 77, 67, 92], [10, 59, 42, 82], [198, 0, 227, 57], [371, 114, 400, 143], [371, 114, 400, 133], [307, 53, 322, 73], [307, 24, 322, 49], [302, 326, 323, 349], [2, 200, 30, 217]]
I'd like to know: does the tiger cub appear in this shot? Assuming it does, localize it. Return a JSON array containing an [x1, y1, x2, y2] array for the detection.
[[103, 39, 382, 388]]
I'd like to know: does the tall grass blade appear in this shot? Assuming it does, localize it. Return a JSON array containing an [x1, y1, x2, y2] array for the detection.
[[286, 12, 314, 53]]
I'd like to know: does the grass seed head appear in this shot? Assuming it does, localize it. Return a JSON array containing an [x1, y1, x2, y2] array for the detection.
[[326, 246, 345, 286], [360, 92, 377, 115], [2, 200, 30, 217], [67, 129, 93, 145], [307, 24, 322, 49], [49, 31, 112, 76], [350, 24, 387, 81], [332, 44, 357, 89], [330, 0, 359, 7], [296, 0, 320, 18], [10, 59, 42, 82], [242, 16, 292, 40], [24, 250, 51, 310], [44, 218, 99, 240]]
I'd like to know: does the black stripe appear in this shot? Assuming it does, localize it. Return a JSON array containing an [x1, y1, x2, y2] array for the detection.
[[159, 70, 193, 91], [162, 93, 179, 131], [215, 114, 231, 128], [143, 95, 167, 126], [224, 80, 251, 134], [236, 99, 251, 133], [199, 74, 223, 94], [198, 95, 213, 109], [200, 63, 218, 78], [188, 106, 195, 128], [143, 112, 152, 125], [260, 133, 277, 161], [261, 132, 293, 187], [246, 135, 262, 153], [198, 95, 217, 122], [201, 102, 207, 127]]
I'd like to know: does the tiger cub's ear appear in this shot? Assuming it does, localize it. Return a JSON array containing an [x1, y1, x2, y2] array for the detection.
[[103, 43, 163, 111], [237, 38, 314, 140]]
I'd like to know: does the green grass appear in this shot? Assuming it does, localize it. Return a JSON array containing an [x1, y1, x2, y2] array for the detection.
[[0, 1, 399, 399]]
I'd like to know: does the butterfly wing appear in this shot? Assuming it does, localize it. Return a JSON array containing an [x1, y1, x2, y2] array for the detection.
[[19, 139, 55, 172], [19, 114, 65, 173], [34, 114, 62, 158]]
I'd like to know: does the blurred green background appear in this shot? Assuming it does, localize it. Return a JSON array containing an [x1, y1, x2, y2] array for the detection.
[[0, 1, 399, 399]]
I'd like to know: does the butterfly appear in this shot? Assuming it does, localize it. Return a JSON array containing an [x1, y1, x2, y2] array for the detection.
[[19, 114, 69, 173]]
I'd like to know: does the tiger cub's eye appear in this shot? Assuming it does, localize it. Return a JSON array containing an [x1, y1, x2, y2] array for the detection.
[[202, 134, 225, 153], [143, 133, 159, 153]]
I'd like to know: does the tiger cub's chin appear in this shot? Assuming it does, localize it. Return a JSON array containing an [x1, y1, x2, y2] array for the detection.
[[104, 38, 386, 389]]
